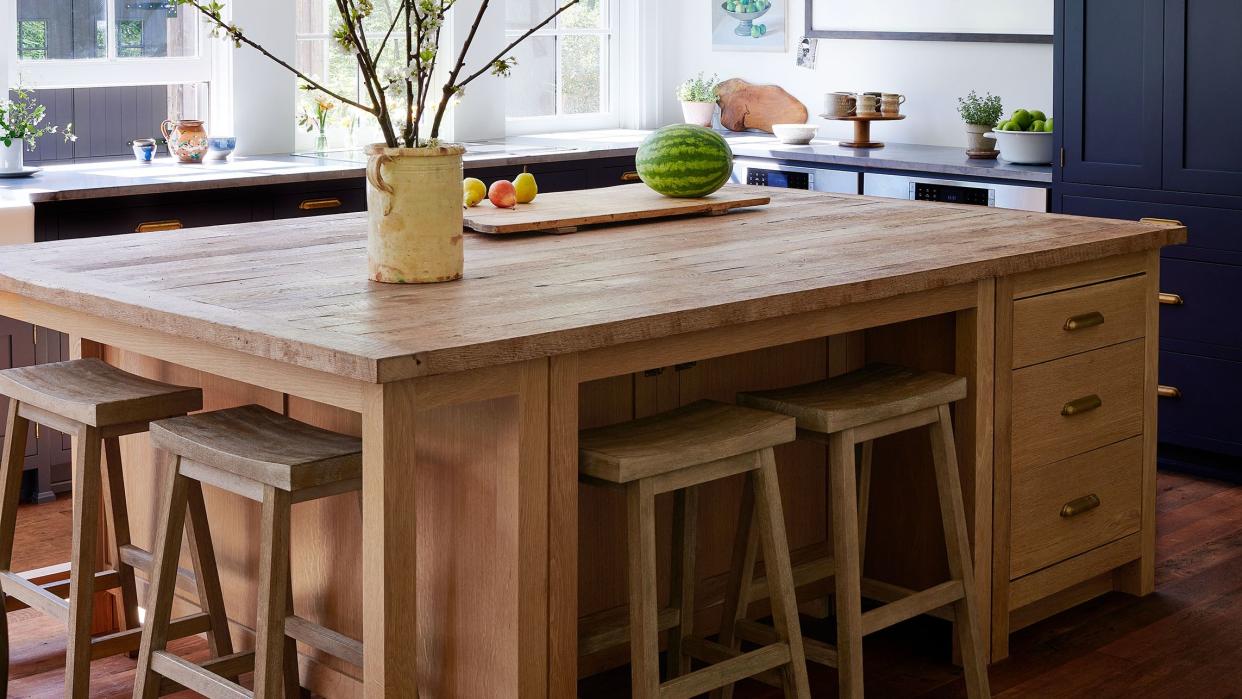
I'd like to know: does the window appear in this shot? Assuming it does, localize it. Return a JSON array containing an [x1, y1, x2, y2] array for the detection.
[[18, 20, 47, 60], [505, 0, 618, 132], [16, 0, 210, 88]]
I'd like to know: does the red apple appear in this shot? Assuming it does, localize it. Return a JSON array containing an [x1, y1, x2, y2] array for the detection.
[[489, 180, 517, 209]]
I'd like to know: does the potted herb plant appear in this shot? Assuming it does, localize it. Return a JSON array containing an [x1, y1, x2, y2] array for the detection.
[[173, 0, 577, 283], [677, 73, 720, 127], [956, 90, 1003, 154], [0, 88, 76, 174]]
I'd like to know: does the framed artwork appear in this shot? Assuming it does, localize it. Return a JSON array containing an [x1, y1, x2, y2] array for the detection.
[[804, 0, 1053, 44], [713, 0, 788, 52]]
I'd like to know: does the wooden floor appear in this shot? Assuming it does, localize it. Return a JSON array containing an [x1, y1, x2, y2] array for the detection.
[[4, 471, 1241, 697]]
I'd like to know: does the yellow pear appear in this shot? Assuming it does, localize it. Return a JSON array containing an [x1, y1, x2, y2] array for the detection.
[[514, 170, 538, 204], [463, 177, 486, 207]]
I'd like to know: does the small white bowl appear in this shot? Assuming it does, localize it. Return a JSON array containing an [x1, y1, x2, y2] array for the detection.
[[988, 129, 1053, 165], [772, 123, 818, 145]]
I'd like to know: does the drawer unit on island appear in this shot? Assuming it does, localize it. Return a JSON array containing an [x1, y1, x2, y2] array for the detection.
[[992, 251, 1158, 660]]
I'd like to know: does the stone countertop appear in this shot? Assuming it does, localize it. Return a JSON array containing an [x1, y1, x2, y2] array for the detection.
[[0, 127, 1051, 205], [0, 130, 649, 204], [721, 133, 1053, 184]]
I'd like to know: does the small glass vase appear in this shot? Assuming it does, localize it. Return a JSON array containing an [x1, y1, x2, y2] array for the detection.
[[315, 133, 328, 153]]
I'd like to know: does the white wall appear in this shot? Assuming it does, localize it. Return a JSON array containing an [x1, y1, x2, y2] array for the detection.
[[227, 2, 296, 155], [659, 2, 1053, 147]]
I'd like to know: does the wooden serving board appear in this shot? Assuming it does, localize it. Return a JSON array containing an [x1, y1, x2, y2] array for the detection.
[[463, 185, 771, 235]]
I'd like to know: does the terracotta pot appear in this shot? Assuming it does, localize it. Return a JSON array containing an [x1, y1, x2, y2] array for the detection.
[[161, 119, 209, 163], [364, 143, 466, 284], [964, 123, 997, 152], [681, 101, 717, 127], [0, 139, 24, 173]]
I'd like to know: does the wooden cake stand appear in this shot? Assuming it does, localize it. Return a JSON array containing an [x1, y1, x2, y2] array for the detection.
[[820, 113, 906, 148]]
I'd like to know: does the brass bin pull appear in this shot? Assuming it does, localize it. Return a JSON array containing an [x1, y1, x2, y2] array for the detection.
[[1158, 385, 1182, 399], [1064, 311, 1105, 331], [1159, 292, 1184, 306], [135, 219, 183, 233], [1060, 493, 1101, 518], [1061, 394, 1103, 416], [620, 171, 642, 183], [299, 197, 343, 211]]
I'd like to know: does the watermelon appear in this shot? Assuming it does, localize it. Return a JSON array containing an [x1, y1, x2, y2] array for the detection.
[[636, 124, 733, 198]]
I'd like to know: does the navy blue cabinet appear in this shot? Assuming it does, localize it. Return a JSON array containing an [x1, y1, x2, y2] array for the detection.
[[1057, 0, 1242, 476], [1060, 0, 1164, 189], [1163, 0, 1242, 197]]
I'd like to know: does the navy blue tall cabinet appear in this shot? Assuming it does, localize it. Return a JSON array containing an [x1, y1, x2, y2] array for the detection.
[[1055, 0, 1242, 475]]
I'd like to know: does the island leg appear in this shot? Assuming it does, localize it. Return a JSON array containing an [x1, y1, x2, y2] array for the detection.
[[362, 379, 420, 699]]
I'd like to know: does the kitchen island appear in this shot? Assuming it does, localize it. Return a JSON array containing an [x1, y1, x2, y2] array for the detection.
[[0, 188, 1183, 697]]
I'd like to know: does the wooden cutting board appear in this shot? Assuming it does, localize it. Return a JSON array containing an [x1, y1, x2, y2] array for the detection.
[[463, 185, 770, 235]]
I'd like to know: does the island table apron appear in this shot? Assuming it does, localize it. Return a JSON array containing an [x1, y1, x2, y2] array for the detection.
[[0, 187, 1184, 697]]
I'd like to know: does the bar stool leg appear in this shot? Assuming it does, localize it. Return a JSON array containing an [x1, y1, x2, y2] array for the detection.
[[0, 401, 30, 694], [66, 425, 103, 698], [255, 485, 293, 698], [101, 437, 141, 645], [828, 429, 864, 699], [134, 458, 193, 699], [284, 558, 302, 698], [857, 440, 874, 568], [667, 485, 699, 680], [184, 480, 236, 660], [929, 406, 990, 698], [625, 478, 660, 699], [753, 449, 811, 699], [713, 476, 759, 699]]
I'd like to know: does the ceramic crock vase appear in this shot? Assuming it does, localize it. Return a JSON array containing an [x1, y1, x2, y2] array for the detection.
[[364, 143, 466, 284], [681, 100, 717, 127], [161, 119, 209, 163], [964, 123, 997, 153], [0, 139, 24, 173]]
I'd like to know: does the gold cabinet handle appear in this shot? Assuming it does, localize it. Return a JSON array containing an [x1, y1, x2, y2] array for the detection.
[[1140, 217, 1185, 226], [1060, 493, 1101, 518], [135, 219, 182, 233], [1063, 311, 1105, 331], [299, 197, 343, 211], [1158, 385, 1182, 399], [1061, 394, 1103, 416], [620, 171, 641, 183], [1159, 292, 1184, 306]]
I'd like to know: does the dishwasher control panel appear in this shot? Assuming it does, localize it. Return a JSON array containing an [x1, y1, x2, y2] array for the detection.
[[746, 168, 812, 190], [912, 181, 994, 206]]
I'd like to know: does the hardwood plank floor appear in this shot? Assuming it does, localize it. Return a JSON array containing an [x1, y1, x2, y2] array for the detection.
[[4, 471, 1240, 697]]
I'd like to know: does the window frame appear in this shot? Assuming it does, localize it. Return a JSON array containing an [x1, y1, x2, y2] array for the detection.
[[504, 0, 621, 135], [13, 1, 213, 89]]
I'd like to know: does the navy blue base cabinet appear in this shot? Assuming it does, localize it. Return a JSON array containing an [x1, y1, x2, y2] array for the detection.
[[1056, 0, 1242, 479]]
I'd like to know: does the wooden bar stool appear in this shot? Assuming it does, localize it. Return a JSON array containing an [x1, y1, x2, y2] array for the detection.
[[578, 400, 811, 699], [134, 404, 363, 699], [0, 358, 224, 697], [735, 364, 990, 699]]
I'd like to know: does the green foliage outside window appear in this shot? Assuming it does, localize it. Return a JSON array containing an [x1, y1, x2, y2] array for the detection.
[[18, 20, 46, 60]]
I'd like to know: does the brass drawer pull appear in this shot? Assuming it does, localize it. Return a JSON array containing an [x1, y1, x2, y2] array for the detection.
[[299, 197, 343, 211], [1140, 217, 1185, 226], [1157, 385, 1182, 399], [620, 171, 641, 183], [135, 219, 182, 233], [1060, 493, 1101, 518], [1063, 311, 1105, 331], [1061, 394, 1103, 416], [1158, 292, 1184, 306]]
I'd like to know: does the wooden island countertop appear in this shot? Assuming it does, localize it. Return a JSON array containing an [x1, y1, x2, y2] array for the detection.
[[0, 188, 1185, 697]]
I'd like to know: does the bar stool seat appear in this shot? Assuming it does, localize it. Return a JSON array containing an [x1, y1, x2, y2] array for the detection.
[[735, 364, 990, 699], [0, 358, 202, 429], [579, 400, 811, 699], [135, 404, 364, 699], [0, 358, 220, 698]]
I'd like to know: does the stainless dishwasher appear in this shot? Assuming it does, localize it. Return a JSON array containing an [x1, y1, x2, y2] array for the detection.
[[863, 173, 1049, 212]]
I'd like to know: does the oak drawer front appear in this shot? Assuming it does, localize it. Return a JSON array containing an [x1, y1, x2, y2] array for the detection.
[[1011, 340, 1145, 469], [1010, 437, 1143, 578], [1012, 275, 1147, 368]]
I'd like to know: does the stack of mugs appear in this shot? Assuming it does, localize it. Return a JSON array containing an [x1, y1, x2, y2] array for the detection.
[[824, 91, 907, 117]]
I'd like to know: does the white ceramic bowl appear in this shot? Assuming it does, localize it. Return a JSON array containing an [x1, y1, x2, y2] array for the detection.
[[772, 123, 818, 145], [988, 129, 1054, 165]]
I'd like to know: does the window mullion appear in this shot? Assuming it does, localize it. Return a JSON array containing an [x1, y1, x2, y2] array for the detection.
[[105, 0, 117, 61]]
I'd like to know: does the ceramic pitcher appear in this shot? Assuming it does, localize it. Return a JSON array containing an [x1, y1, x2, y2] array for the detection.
[[161, 119, 209, 164]]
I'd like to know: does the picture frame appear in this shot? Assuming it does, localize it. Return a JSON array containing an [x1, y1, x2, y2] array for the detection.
[[804, 0, 1053, 44], [713, 0, 788, 53]]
